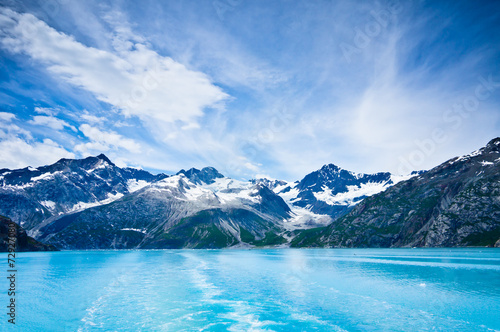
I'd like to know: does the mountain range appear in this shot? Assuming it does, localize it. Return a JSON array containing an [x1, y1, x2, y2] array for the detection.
[[1, 138, 499, 250], [292, 138, 500, 248]]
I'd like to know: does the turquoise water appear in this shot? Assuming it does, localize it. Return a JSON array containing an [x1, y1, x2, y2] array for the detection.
[[2, 249, 500, 331]]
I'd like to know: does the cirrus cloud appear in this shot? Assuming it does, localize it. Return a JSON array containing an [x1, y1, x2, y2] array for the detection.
[[0, 8, 228, 127], [75, 124, 141, 154], [28, 115, 77, 131]]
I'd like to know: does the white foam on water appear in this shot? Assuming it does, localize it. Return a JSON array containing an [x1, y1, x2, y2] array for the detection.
[[182, 253, 282, 331]]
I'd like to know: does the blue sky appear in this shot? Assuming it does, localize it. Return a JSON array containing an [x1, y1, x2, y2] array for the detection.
[[0, 0, 499, 180]]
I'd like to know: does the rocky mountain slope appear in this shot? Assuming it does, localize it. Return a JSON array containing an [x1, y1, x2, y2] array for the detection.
[[0, 215, 57, 252], [33, 174, 291, 249], [2, 138, 498, 249], [254, 165, 412, 228], [0, 153, 405, 249], [291, 138, 500, 248], [0, 154, 167, 230]]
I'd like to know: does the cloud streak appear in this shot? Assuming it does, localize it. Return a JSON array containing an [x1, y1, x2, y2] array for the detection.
[[0, 111, 75, 168], [0, 1, 498, 180], [0, 8, 228, 127], [75, 124, 141, 154], [28, 115, 76, 131]]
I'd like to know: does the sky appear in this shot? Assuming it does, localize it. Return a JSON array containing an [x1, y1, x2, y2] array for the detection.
[[0, 0, 499, 181]]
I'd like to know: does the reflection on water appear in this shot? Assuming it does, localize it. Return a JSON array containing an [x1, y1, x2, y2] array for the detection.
[[3, 248, 500, 331]]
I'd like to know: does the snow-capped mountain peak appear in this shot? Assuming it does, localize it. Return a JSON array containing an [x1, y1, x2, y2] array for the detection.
[[1, 155, 418, 242], [255, 163, 417, 223], [176, 167, 224, 185], [0, 155, 167, 228]]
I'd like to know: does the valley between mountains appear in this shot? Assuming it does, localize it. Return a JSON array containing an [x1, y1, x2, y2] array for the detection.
[[1, 138, 499, 250]]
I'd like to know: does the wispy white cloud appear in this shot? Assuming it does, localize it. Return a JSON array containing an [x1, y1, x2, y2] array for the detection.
[[0, 112, 32, 140], [79, 111, 106, 124], [34, 107, 58, 116], [28, 115, 76, 131], [0, 8, 228, 127], [0, 112, 16, 122], [0, 1, 498, 180], [0, 137, 75, 169], [0, 112, 74, 168], [0, 112, 75, 168], [75, 124, 141, 154]]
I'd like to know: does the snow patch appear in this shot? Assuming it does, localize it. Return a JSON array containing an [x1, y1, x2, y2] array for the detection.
[[390, 173, 417, 184], [203, 178, 261, 204], [3, 181, 35, 189], [284, 206, 331, 230], [204, 177, 252, 191], [31, 171, 61, 182], [469, 149, 482, 157], [272, 182, 293, 194], [127, 179, 150, 192], [452, 148, 484, 164], [313, 181, 391, 206], [0, 171, 11, 181], [215, 189, 260, 205], [40, 200, 56, 210], [352, 171, 365, 180], [183, 185, 217, 202], [480, 161, 494, 166], [121, 228, 146, 234], [85, 161, 109, 173], [68, 192, 124, 213], [146, 176, 262, 206], [153, 175, 185, 189], [275, 186, 300, 204]]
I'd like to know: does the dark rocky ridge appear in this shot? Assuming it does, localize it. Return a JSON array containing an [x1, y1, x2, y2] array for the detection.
[[176, 167, 224, 185], [0, 215, 58, 252], [271, 163, 396, 218], [251, 178, 290, 190], [33, 176, 292, 249], [292, 138, 500, 248], [0, 154, 167, 230], [1, 138, 499, 249]]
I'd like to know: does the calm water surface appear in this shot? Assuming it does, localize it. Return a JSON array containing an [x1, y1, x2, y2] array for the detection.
[[2, 248, 500, 331]]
